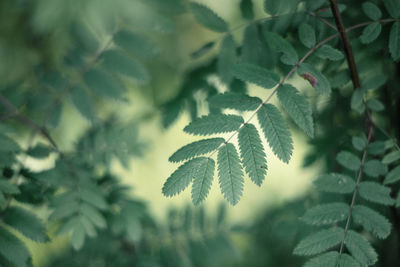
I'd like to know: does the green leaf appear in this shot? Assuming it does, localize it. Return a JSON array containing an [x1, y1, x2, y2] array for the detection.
[[189, 2, 228, 32], [70, 85, 95, 121], [258, 104, 293, 163], [242, 24, 262, 65], [264, 31, 298, 65], [305, 0, 326, 10], [162, 157, 207, 197], [217, 143, 244, 205], [302, 202, 349, 226], [79, 203, 107, 229], [218, 34, 236, 84], [191, 158, 215, 205], [336, 151, 361, 171], [80, 188, 108, 210], [208, 92, 261, 111], [298, 23, 316, 48], [383, 0, 400, 18], [3, 207, 49, 242], [362, 2, 382, 20], [277, 84, 314, 137], [232, 63, 280, 89], [0, 134, 20, 152], [102, 50, 150, 84], [366, 99, 385, 111], [0, 226, 30, 267], [351, 88, 365, 113], [238, 123, 267, 186], [368, 141, 386, 155], [339, 254, 362, 267], [363, 74, 387, 91], [345, 230, 378, 266], [382, 150, 400, 164], [313, 173, 355, 194], [352, 136, 367, 151], [384, 165, 400, 184], [0, 179, 20, 194], [70, 223, 85, 250], [240, 0, 254, 20], [303, 252, 338, 267], [114, 30, 158, 58], [27, 144, 52, 159], [363, 160, 387, 178], [359, 182, 395, 206], [191, 41, 215, 58], [183, 114, 243, 135], [389, 22, 400, 61], [264, 0, 280, 15], [360, 22, 381, 44], [298, 63, 331, 95], [293, 227, 344, 256], [316, 45, 344, 61], [84, 69, 125, 99], [169, 138, 225, 163], [353, 205, 391, 239]]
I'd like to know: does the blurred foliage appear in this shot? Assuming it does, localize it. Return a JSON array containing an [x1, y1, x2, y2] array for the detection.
[[0, 0, 400, 266]]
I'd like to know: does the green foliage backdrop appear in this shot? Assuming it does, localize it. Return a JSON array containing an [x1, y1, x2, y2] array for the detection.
[[0, 0, 400, 266]]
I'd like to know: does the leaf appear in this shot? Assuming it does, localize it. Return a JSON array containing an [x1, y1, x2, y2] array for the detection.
[[339, 254, 362, 267], [169, 138, 225, 163], [383, 0, 400, 18], [258, 104, 293, 163], [366, 99, 384, 111], [384, 165, 400, 184], [70, 85, 95, 121], [353, 205, 391, 239], [189, 2, 228, 32], [316, 45, 344, 61], [293, 227, 344, 256], [191, 41, 215, 58], [0, 179, 20, 194], [351, 88, 365, 113], [208, 92, 262, 111], [3, 207, 49, 242], [79, 203, 107, 229], [389, 21, 400, 61], [70, 223, 85, 250], [360, 22, 381, 44], [238, 123, 267, 186], [368, 141, 386, 155], [298, 23, 316, 48], [336, 151, 361, 171], [217, 143, 244, 205], [0, 226, 30, 267], [303, 251, 338, 267], [362, 2, 382, 20], [264, 31, 298, 65], [242, 24, 262, 65], [26, 144, 52, 159], [84, 69, 125, 99], [313, 173, 355, 194], [352, 136, 367, 151], [232, 63, 280, 89], [302, 202, 349, 226], [277, 84, 314, 137], [298, 63, 331, 95], [80, 188, 108, 210], [264, 0, 280, 15], [363, 74, 387, 91], [382, 150, 400, 164], [102, 50, 150, 84], [114, 30, 158, 58], [240, 0, 254, 20], [162, 157, 207, 197], [363, 160, 387, 178], [0, 134, 20, 152], [345, 230, 378, 266], [183, 114, 243, 135], [191, 158, 215, 205], [359, 181, 395, 206], [218, 35, 236, 84]]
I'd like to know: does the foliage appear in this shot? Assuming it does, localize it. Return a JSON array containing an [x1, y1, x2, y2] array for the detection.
[[1, 0, 400, 266]]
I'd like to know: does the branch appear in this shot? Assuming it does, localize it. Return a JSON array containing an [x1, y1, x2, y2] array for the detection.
[[0, 94, 59, 151], [329, 0, 361, 89]]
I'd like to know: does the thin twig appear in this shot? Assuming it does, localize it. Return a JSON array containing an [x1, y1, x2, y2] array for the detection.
[[307, 11, 337, 31], [0, 94, 59, 151], [337, 125, 373, 261]]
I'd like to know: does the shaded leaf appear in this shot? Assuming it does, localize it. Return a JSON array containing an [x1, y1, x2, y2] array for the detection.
[[189, 2, 228, 32], [313, 173, 355, 194], [232, 62, 280, 89], [353, 205, 391, 239], [294, 227, 344, 256], [184, 114, 243, 135], [359, 182, 395, 206]]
